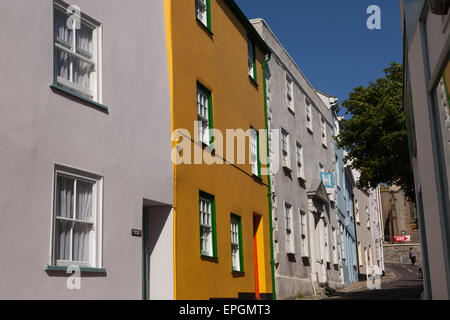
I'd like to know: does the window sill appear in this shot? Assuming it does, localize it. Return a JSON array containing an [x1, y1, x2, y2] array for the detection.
[[201, 255, 219, 263], [196, 19, 213, 37], [232, 271, 245, 278], [288, 107, 295, 116], [252, 174, 263, 183], [44, 265, 107, 274], [50, 83, 109, 112], [201, 141, 216, 155], [248, 75, 258, 88]]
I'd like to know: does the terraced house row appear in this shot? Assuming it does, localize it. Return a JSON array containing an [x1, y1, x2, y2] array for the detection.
[[0, 0, 384, 299]]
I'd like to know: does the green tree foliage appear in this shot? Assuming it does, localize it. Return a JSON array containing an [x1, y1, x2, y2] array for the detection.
[[336, 62, 415, 201]]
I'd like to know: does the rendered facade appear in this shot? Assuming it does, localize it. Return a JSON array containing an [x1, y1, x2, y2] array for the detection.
[[252, 19, 346, 298], [0, 0, 174, 299], [369, 187, 385, 276], [166, 0, 273, 300], [400, 0, 450, 299]]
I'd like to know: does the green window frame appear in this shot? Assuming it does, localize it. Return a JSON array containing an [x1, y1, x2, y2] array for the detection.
[[230, 214, 244, 272], [197, 82, 214, 147], [247, 38, 257, 83], [195, 0, 211, 32], [199, 190, 217, 258]]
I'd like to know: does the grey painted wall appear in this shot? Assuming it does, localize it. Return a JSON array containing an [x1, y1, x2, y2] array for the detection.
[[0, 0, 173, 299], [400, 0, 450, 299], [352, 181, 373, 278], [252, 19, 341, 299]]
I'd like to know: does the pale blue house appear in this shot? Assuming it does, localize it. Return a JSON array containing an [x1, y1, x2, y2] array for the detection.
[[331, 107, 359, 286]]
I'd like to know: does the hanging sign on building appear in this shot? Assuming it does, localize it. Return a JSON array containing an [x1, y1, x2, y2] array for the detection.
[[320, 172, 335, 194]]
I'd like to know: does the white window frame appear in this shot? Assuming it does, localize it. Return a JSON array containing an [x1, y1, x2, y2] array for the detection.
[[248, 38, 256, 79], [335, 155, 340, 189], [332, 227, 338, 264], [281, 129, 290, 169], [296, 142, 305, 180], [300, 210, 309, 257], [53, 1, 102, 102], [284, 203, 295, 254], [358, 242, 363, 267], [250, 128, 259, 176], [197, 85, 211, 145], [366, 206, 371, 229], [231, 216, 242, 272], [340, 223, 345, 259], [286, 75, 294, 112], [334, 118, 340, 136], [321, 116, 327, 147], [305, 97, 313, 132], [355, 200, 360, 224], [324, 222, 330, 263], [199, 195, 214, 257], [51, 166, 103, 268]]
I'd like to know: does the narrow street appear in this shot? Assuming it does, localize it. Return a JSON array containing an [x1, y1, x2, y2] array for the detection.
[[329, 263, 424, 300]]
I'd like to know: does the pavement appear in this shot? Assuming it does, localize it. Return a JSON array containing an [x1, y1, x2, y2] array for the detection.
[[326, 263, 424, 300]]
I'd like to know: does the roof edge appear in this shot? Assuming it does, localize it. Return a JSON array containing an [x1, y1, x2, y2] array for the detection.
[[223, 0, 271, 54]]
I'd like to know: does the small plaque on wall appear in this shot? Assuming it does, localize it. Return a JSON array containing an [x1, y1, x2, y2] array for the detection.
[[132, 229, 142, 237]]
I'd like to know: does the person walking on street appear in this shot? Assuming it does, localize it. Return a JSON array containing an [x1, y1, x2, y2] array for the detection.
[[409, 248, 417, 265]]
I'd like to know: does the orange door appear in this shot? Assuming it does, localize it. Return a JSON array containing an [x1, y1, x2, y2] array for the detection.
[[253, 215, 261, 300]]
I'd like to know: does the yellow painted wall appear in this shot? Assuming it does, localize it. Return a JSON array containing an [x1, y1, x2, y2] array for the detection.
[[165, 0, 272, 299]]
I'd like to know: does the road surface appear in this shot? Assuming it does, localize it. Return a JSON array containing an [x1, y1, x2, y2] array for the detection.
[[328, 263, 424, 300]]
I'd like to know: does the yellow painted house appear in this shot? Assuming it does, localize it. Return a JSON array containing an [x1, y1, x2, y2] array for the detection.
[[165, 0, 274, 299]]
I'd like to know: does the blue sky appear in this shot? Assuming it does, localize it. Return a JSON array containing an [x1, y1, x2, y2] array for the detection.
[[236, 0, 403, 116]]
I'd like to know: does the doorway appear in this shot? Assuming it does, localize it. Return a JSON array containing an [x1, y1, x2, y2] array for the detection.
[[253, 214, 266, 300], [142, 204, 174, 300]]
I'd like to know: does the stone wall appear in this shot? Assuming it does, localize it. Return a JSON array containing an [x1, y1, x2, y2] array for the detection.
[[383, 243, 422, 265]]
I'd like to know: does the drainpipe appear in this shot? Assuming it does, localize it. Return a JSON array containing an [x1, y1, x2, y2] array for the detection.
[[263, 53, 276, 300]]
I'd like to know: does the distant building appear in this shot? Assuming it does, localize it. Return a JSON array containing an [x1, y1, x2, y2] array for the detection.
[[352, 171, 385, 280], [369, 187, 385, 275], [380, 185, 419, 244]]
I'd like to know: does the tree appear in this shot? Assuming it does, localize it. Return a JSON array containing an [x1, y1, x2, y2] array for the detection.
[[336, 62, 415, 201]]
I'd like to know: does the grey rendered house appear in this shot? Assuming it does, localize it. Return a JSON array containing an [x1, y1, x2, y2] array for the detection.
[[251, 19, 342, 299], [0, 0, 173, 299], [400, 0, 450, 299], [352, 170, 376, 280]]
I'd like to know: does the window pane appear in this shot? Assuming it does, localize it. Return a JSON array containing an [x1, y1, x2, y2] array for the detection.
[[76, 180, 93, 221], [76, 24, 93, 56], [56, 49, 70, 81], [73, 59, 91, 90], [196, 0, 207, 26], [73, 222, 91, 262], [251, 129, 258, 175], [55, 219, 72, 261], [200, 198, 213, 256], [56, 175, 74, 218], [248, 40, 254, 77], [54, 9, 72, 45]]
